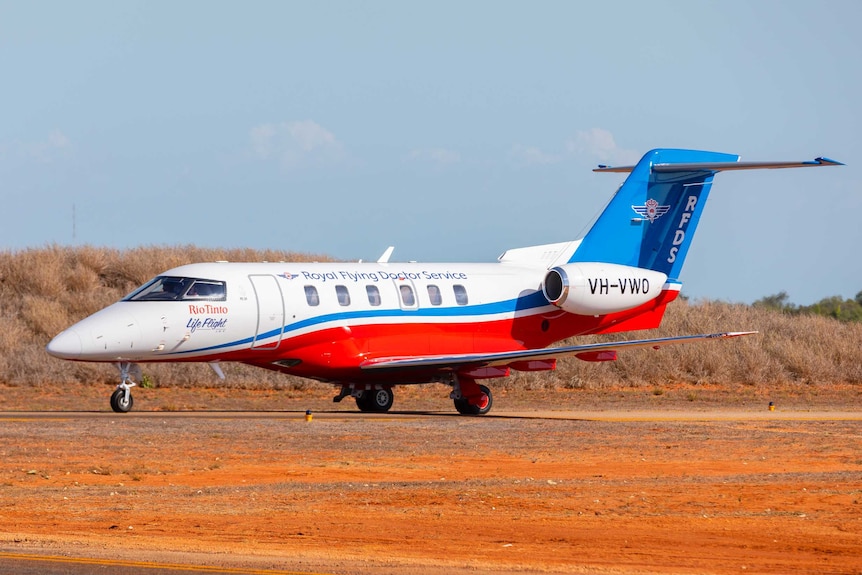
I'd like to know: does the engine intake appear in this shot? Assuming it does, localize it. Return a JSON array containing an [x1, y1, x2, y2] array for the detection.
[[542, 263, 667, 315]]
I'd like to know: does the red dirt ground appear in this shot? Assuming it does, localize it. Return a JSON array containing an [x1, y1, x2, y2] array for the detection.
[[0, 383, 860, 574]]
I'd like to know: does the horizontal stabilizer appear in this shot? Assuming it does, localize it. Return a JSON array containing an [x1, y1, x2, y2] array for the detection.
[[594, 156, 843, 174], [360, 331, 757, 371]]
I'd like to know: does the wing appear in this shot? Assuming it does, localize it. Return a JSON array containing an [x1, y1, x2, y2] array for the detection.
[[360, 331, 756, 371]]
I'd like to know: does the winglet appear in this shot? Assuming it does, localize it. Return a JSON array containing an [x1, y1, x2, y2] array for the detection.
[[377, 246, 395, 263]]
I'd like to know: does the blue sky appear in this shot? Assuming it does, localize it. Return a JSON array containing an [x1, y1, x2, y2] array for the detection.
[[2, 0, 859, 304]]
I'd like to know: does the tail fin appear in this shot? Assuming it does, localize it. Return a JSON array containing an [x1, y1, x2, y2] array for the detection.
[[570, 148, 842, 281]]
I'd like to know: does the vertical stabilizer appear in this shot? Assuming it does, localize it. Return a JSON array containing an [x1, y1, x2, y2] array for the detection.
[[570, 148, 739, 280]]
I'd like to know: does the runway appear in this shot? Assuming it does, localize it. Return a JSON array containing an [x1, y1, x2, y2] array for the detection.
[[2, 407, 859, 574]]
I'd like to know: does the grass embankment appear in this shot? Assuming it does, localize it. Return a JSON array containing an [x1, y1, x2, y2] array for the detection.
[[1, 246, 861, 393]]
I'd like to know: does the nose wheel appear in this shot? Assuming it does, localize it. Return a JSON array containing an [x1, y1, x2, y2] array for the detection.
[[110, 362, 140, 413], [110, 385, 134, 413]]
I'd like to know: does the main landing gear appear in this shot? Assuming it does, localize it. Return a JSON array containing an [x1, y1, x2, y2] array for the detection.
[[109, 362, 140, 413], [334, 375, 494, 416], [356, 388, 395, 412], [333, 385, 395, 413], [450, 375, 493, 416]]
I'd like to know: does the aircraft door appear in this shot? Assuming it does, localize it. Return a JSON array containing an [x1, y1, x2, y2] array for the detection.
[[249, 275, 284, 349]]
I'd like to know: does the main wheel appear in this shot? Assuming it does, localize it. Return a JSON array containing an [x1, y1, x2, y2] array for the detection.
[[454, 384, 492, 415], [355, 388, 394, 413], [110, 388, 134, 413]]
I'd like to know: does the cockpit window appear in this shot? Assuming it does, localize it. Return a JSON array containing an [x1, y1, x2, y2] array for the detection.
[[185, 279, 226, 300], [124, 276, 227, 302]]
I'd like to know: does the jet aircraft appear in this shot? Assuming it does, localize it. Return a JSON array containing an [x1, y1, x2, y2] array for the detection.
[[46, 148, 842, 414]]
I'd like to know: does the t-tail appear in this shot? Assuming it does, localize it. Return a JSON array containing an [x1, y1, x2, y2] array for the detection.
[[571, 148, 843, 281], [540, 149, 841, 320]]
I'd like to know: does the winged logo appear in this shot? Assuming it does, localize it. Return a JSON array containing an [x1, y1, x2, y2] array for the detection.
[[631, 198, 671, 223]]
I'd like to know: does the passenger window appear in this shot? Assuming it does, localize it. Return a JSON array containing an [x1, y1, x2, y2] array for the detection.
[[366, 285, 381, 306], [399, 285, 416, 307], [335, 285, 351, 306], [427, 284, 442, 306], [453, 284, 468, 305], [304, 285, 320, 306]]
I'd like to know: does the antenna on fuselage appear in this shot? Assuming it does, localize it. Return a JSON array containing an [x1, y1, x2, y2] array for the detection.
[[377, 246, 395, 263]]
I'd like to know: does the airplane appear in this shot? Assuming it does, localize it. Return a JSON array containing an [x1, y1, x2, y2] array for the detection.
[[46, 148, 842, 414]]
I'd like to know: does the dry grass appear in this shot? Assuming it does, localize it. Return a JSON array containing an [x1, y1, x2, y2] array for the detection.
[[1, 245, 860, 391], [0, 245, 330, 388], [529, 299, 862, 391]]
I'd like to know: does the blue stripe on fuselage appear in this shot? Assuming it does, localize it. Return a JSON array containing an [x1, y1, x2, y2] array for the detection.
[[171, 290, 551, 355]]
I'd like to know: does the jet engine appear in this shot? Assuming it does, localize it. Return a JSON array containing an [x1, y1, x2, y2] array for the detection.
[[542, 263, 668, 315]]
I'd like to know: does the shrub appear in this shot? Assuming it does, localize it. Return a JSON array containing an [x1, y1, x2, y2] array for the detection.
[[1, 246, 860, 390]]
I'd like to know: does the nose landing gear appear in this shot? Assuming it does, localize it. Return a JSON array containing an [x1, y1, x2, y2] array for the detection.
[[110, 362, 140, 413]]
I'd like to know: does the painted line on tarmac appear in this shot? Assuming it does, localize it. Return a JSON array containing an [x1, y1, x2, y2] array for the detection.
[[0, 413, 433, 426], [0, 552, 334, 575], [0, 410, 860, 422], [488, 411, 862, 422]]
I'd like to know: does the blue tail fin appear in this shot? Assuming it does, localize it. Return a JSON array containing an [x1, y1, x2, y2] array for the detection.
[[570, 148, 738, 281], [569, 148, 842, 282]]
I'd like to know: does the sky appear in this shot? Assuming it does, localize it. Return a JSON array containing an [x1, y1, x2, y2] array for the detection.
[[1, 0, 860, 305]]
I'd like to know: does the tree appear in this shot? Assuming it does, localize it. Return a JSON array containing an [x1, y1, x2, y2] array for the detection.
[[803, 295, 862, 322], [752, 290, 862, 322], [753, 291, 795, 312]]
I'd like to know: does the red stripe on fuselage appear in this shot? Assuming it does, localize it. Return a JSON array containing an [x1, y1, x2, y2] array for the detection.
[[159, 288, 680, 384]]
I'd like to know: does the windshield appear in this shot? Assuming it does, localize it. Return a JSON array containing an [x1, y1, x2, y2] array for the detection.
[[124, 276, 227, 302]]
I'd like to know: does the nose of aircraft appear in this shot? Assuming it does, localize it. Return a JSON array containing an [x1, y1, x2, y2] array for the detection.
[[46, 329, 83, 360], [46, 304, 148, 361]]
